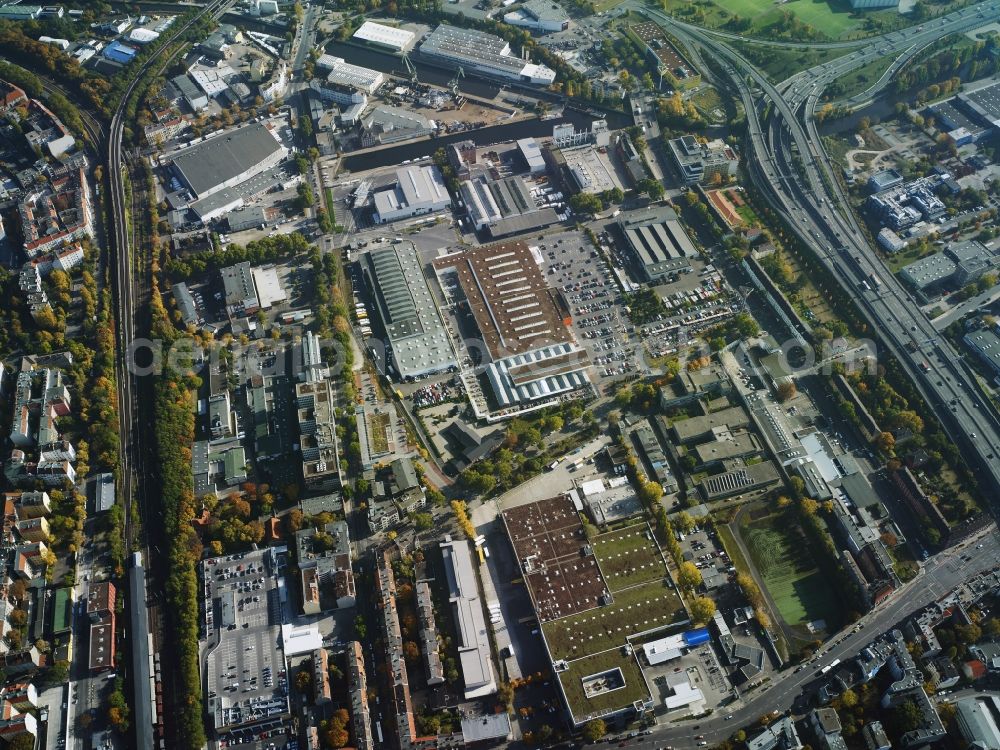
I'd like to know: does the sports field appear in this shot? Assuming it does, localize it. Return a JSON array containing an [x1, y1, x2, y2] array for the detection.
[[742, 516, 838, 628]]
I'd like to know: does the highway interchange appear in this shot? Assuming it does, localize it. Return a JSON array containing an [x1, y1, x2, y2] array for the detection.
[[63, 0, 1000, 746], [610, 2, 1000, 746], [642, 1, 1000, 509]]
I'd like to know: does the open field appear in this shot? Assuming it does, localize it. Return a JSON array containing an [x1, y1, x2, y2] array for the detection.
[[592, 524, 669, 592], [719, 0, 862, 37], [741, 515, 838, 628], [689, 85, 725, 122], [658, 0, 964, 41], [558, 649, 651, 723], [542, 579, 686, 661]]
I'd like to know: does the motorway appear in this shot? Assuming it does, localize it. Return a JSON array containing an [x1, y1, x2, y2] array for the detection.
[[593, 2, 1000, 746], [639, 1, 1000, 508]]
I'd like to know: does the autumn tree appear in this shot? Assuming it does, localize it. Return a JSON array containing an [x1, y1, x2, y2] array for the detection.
[[678, 562, 703, 592], [776, 381, 797, 402], [403, 641, 420, 664], [582, 719, 607, 743], [874, 431, 896, 453], [690, 596, 717, 625]]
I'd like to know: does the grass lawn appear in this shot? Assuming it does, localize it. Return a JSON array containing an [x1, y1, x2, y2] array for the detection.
[[730, 42, 852, 81], [558, 649, 651, 722], [659, 0, 868, 39], [828, 53, 896, 99], [724, 0, 862, 37], [542, 579, 686, 661], [735, 204, 759, 224], [887, 242, 936, 273], [689, 86, 724, 120], [592, 524, 668, 593], [741, 515, 839, 629], [776, 239, 838, 327]]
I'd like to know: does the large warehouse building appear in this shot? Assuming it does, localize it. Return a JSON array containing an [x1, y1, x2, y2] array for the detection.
[[433, 241, 591, 410], [460, 174, 559, 237], [617, 206, 699, 283], [352, 20, 415, 51], [361, 241, 456, 380], [316, 55, 385, 95], [440, 538, 497, 699], [169, 122, 287, 200], [418, 24, 556, 85], [503, 0, 570, 33], [373, 164, 451, 224]]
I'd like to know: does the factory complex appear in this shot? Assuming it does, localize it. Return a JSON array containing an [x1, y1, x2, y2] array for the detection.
[[418, 24, 557, 85]]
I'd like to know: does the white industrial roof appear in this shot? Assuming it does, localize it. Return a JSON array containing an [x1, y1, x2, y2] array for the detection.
[[190, 68, 229, 98], [324, 56, 384, 91], [643, 634, 687, 665], [128, 27, 159, 43], [664, 678, 703, 709], [251, 267, 287, 310], [280, 623, 321, 655], [353, 20, 415, 50], [441, 539, 496, 698]]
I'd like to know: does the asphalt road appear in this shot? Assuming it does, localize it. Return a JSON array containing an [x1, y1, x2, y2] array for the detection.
[[658, 0, 1000, 507], [623, 526, 1000, 750]]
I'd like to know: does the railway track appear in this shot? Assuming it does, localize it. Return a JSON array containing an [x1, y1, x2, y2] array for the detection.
[[39, 80, 105, 148], [103, 2, 234, 747]]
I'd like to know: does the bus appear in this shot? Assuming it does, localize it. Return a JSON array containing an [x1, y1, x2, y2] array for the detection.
[[820, 658, 841, 675]]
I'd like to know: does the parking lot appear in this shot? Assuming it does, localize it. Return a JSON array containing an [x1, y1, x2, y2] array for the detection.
[[202, 548, 294, 749], [537, 230, 638, 383], [678, 526, 734, 593]]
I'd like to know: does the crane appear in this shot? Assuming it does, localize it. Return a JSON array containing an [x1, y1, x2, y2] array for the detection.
[[401, 52, 418, 85], [448, 66, 464, 98]]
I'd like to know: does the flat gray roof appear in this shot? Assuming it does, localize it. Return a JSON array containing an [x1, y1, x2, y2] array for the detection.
[[128, 553, 154, 750], [171, 122, 285, 198], [672, 405, 749, 443], [362, 242, 455, 378], [965, 328, 1000, 372], [900, 251, 956, 288], [421, 24, 522, 76]]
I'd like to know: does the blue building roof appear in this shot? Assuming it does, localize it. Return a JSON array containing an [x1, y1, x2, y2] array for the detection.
[[683, 628, 711, 646], [104, 40, 138, 63]]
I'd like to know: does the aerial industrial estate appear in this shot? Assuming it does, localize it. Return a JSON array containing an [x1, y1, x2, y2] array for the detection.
[[4, 0, 1000, 750]]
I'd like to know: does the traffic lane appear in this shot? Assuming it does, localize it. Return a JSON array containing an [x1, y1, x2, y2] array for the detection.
[[763, 114, 1000, 485], [647, 529, 1000, 747]]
